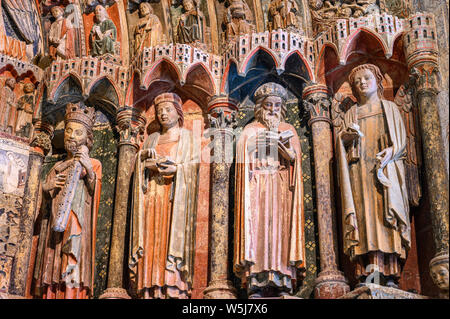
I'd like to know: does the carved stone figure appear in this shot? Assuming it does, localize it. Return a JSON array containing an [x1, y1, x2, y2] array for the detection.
[[176, 0, 205, 45], [129, 93, 200, 299], [268, 0, 302, 32], [33, 102, 102, 299], [430, 254, 449, 299], [15, 83, 35, 138], [89, 5, 117, 56], [0, 78, 16, 133], [334, 64, 410, 287], [48, 6, 76, 60], [223, 0, 254, 41], [133, 2, 163, 56], [234, 82, 305, 298]]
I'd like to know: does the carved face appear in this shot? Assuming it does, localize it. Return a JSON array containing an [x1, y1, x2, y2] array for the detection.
[[5, 78, 16, 90], [95, 5, 106, 21], [51, 6, 64, 19], [431, 263, 449, 291], [139, 2, 151, 16], [156, 102, 180, 129], [183, 0, 195, 11], [256, 95, 283, 130], [64, 121, 88, 154], [23, 83, 35, 94], [352, 68, 378, 99]]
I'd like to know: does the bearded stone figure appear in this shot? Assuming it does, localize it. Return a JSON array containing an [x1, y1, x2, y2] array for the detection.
[[15, 82, 35, 138], [33, 102, 102, 299], [335, 64, 410, 287], [89, 5, 117, 56], [234, 82, 305, 298], [133, 2, 163, 56], [129, 93, 200, 299]]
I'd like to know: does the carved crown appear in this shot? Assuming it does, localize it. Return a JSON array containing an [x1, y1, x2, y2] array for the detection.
[[254, 82, 288, 102], [64, 102, 96, 129]]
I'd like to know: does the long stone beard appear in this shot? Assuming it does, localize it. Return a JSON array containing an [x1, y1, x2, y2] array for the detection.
[[65, 140, 83, 154], [257, 109, 281, 131]]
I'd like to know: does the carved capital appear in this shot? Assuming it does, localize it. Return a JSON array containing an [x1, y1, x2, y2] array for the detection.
[[409, 63, 441, 96], [302, 84, 332, 126], [30, 120, 54, 156], [115, 107, 146, 149]]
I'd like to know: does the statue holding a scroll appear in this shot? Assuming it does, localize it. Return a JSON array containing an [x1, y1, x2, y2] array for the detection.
[[33, 102, 102, 299], [234, 82, 305, 298]]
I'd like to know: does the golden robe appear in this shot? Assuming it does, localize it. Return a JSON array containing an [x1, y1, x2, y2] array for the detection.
[[130, 128, 199, 298], [234, 121, 305, 293]]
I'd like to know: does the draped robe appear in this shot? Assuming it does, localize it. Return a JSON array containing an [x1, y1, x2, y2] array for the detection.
[[234, 121, 305, 293], [48, 17, 76, 60], [90, 18, 117, 56], [33, 158, 102, 299], [336, 100, 410, 277], [129, 128, 199, 298]]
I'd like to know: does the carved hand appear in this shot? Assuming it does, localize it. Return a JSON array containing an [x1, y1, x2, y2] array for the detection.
[[141, 148, 157, 161], [54, 173, 67, 189], [157, 163, 177, 176], [340, 129, 360, 144], [376, 147, 393, 168], [278, 140, 295, 162], [74, 147, 94, 179]]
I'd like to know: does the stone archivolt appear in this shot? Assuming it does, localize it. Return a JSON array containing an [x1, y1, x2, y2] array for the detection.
[[0, 0, 447, 300]]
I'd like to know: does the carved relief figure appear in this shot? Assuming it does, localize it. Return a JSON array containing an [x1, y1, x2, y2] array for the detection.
[[334, 64, 410, 287], [89, 5, 117, 56], [133, 2, 164, 56], [234, 83, 305, 298], [33, 103, 102, 299], [223, 0, 254, 41], [48, 6, 76, 61], [0, 78, 16, 133], [15, 83, 35, 138], [268, 0, 302, 32], [176, 0, 205, 45], [129, 93, 200, 299]]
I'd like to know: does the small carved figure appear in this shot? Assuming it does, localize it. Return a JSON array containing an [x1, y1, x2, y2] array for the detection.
[[223, 0, 254, 41], [33, 102, 102, 299], [430, 254, 449, 299], [129, 93, 200, 299], [234, 82, 305, 298], [48, 6, 76, 60], [133, 2, 164, 56], [176, 0, 205, 45], [15, 83, 36, 138], [89, 5, 117, 56], [334, 64, 410, 287], [0, 78, 16, 133], [268, 0, 302, 32]]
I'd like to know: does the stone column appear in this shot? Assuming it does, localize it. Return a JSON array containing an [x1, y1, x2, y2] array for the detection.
[[100, 107, 146, 299], [203, 97, 238, 299], [404, 15, 449, 296], [302, 84, 350, 299], [9, 120, 54, 296]]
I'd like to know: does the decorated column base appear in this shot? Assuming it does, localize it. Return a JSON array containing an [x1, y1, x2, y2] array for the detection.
[[99, 287, 132, 299], [203, 280, 237, 299], [314, 269, 350, 299], [339, 284, 429, 299]]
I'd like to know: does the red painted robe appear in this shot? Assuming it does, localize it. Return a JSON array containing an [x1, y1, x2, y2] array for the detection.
[[234, 121, 306, 293], [33, 158, 102, 299]]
